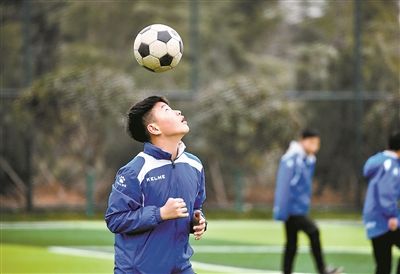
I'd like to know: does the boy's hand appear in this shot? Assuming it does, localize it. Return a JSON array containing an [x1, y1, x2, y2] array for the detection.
[[193, 210, 206, 240], [388, 217, 398, 231], [160, 198, 189, 220]]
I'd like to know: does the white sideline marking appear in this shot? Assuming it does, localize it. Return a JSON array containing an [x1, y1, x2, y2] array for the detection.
[[1, 221, 107, 230], [49, 246, 113, 260], [193, 245, 371, 255], [49, 244, 372, 255], [48, 246, 305, 274], [193, 245, 400, 258], [191, 261, 284, 273]]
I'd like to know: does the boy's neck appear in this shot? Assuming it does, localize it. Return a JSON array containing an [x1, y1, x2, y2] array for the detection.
[[298, 141, 311, 156], [151, 137, 183, 160]]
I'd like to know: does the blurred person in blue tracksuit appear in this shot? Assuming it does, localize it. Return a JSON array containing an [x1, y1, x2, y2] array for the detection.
[[105, 96, 207, 274], [274, 129, 341, 274], [363, 131, 400, 274]]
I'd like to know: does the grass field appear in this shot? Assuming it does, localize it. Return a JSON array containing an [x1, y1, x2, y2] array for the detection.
[[1, 220, 399, 274]]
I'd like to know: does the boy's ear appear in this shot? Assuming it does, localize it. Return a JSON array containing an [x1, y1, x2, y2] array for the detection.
[[147, 123, 161, 136]]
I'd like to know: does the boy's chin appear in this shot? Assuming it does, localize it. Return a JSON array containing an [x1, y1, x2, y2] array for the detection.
[[181, 127, 190, 135], [181, 124, 190, 133]]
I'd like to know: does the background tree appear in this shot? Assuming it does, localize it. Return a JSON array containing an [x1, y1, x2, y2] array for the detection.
[[1, 0, 398, 209]]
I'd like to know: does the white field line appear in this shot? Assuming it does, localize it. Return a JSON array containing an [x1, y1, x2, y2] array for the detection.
[[191, 261, 285, 273], [58, 244, 372, 255], [47, 246, 305, 274], [193, 245, 371, 254], [0, 221, 107, 230], [49, 246, 113, 260]]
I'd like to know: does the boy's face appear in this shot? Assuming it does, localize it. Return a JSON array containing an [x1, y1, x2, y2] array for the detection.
[[148, 102, 189, 139], [300, 137, 321, 155]]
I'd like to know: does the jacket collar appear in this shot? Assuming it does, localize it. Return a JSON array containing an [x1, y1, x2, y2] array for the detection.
[[383, 150, 399, 159], [284, 141, 316, 163], [286, 141, 306, 158], [144, 142, 186, 160]]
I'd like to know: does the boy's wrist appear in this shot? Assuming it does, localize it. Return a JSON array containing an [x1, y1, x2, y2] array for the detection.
[[157, 207, 164, 223]]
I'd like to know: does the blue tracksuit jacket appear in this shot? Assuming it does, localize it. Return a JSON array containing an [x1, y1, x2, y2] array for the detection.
[[363, 150, 400, 239], [273, 141, 316, 221], [105, 142, 206, 274]]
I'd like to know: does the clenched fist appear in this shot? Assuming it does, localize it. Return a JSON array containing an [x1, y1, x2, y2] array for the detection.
[[193, 210, 206, 240], [160, 198, 189, 220]]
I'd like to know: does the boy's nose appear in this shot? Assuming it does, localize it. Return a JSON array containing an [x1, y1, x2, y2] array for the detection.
[[176, 110, 182, 116]]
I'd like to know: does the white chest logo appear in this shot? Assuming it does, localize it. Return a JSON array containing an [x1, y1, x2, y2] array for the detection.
[[146, 174, 166, 182], [116, 175, 126, 187]]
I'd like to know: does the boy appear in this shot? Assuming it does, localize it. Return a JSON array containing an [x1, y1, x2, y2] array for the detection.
[[363, 131, 400, 274], [105, 96, 207, 274], [273, 129, 341, 274]]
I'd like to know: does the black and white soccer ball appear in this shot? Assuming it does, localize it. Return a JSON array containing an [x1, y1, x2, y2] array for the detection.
[[133, 24, 183, 73]]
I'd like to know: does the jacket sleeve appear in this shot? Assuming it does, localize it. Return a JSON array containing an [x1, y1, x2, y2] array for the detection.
[[273, 158, 295, 221], [363, 155, 381, 179], [105, 169, 163, 234], [194, 169, 206, 211], [375, 159, 399, 218]]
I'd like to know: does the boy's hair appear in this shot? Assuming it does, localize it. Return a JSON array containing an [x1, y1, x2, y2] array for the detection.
[[127, 96, 169, 143], [301, 128, 320, 139], [388, 131, 400, 151]]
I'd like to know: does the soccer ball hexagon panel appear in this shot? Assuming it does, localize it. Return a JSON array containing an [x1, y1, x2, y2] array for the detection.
[[133, 24, 183, 72]]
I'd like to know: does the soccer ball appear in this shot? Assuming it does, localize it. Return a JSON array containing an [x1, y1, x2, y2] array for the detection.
[[133, 24, 183, 73]]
